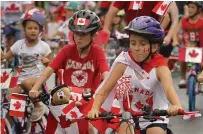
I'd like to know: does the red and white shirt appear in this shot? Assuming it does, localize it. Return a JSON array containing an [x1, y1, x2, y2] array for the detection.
[[49, 44, 109, 92], [113, 1, 160, 24], [98, 51, 169, 129], [182, 17, 203, 48]]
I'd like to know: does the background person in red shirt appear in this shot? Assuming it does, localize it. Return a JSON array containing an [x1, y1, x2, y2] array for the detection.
[[173, 1, 203, 88], [29, 10, 109, 133]]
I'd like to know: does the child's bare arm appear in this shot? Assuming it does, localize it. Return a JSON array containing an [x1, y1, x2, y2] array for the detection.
[[1, 50, 14, 62], [172, 19, 182, 46], [197, 71, 203, 83], [41, 54, 51, 67]]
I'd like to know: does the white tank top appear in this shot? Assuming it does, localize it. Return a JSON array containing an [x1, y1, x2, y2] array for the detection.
[[121, 66, 169, 129], [98, 52, 169, 129]]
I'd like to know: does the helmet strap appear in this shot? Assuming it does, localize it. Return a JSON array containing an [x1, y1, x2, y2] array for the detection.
[[80, 41, 92, 51], [73, 35, 93, 57]]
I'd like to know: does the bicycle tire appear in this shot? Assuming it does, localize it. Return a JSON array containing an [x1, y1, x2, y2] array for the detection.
[[188, 75, 196, 111]]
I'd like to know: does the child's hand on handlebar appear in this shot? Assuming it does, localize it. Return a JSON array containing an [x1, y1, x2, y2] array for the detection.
[[87, 108, 101, 119], [29, 89, 41, 99], [167, 105, 183, 116]]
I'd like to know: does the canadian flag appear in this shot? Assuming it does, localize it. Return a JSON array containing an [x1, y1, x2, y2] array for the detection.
[[0, 67, 21, 89], [115, 31, 129, 40], [9, 93, 27, 117], [62, 101, 83, 119], [107, 99, 121, 132], [23, 8, 40, 19], [128, 1, 144, 10], [182, 111, 201, 120], [0, 71, 10, 88], [179, 47, 203, 63], [74, 18, 89, 26], [152, 1, 171, 16]]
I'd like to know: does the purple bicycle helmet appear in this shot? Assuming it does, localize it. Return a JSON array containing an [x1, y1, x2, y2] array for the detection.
[[21, 8, 45, 28], [124, 16, 165, 44]]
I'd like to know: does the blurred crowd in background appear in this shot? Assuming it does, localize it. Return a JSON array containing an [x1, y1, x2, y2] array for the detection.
[[1, 1, 203, 67]]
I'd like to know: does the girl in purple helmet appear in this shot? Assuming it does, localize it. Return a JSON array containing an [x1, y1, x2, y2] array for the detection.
[[1, 8, 51, 122], [88, 16, 182, 134]]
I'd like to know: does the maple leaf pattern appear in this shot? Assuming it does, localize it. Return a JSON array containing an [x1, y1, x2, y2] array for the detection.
[[189, 49, 199, 58], [135, 101, 144, 110], [145, 96, 153, 110], [1, 72, 9, 83], [79, 19, 84, 23], [70, 111, 78, 118], [161, 4, 167, 11], [58, 114, 72, 128], [13, 101, 21, 110], [6, 3, 20, 11], [77, 75, 84, 81], [134, 96, 153, 110]]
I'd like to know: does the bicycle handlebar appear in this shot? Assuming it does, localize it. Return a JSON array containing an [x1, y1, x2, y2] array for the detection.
[[75, 109, 193, 123], [38, 84, 50, 105]]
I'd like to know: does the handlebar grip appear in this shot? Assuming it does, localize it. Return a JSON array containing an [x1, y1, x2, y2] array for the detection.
[[177, 109, 184, 115], [99, 112, 112, 117], [153, 109, 168, 116], [39, 84, 50, 105]]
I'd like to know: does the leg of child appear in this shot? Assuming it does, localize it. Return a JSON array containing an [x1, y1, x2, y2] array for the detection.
[[197, 63, 203, 83], [88, 123, 95, 134], [118, 122, 134, 134], [179, 62, 186, 88], [198, 71, 203, 83], [21, 77, 45, 122]]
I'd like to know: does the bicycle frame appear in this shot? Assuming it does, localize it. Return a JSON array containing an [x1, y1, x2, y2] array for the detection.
[[178, 46, 202, 111]]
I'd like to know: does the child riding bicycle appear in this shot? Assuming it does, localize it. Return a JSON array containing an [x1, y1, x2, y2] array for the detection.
[[173, 1, 203, 88], [88, 16, 183, 134], [29, 10, 109, 134], [1, 8, 51, 122]]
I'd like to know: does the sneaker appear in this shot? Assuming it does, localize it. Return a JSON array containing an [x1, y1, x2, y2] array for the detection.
[[30, 103, 45, 122], [197, 74, 203, 83], [179, 79, 186, 88]]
